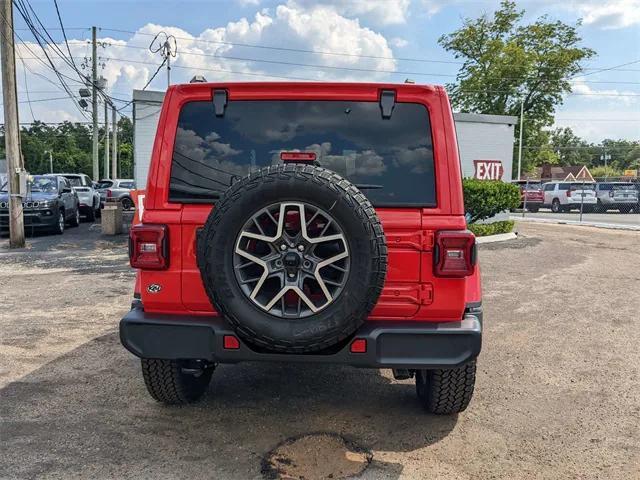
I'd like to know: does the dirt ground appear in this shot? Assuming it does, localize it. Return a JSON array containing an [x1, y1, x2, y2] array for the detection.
[[1, 222, 639, 479]]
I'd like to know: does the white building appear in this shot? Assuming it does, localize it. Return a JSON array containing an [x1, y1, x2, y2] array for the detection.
[[132, 89, 517, 189]]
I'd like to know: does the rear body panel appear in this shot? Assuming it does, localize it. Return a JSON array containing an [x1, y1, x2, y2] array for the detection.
[[138, 82, 478, 324]]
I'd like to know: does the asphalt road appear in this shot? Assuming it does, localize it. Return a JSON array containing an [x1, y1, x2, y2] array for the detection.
[[1, 222, 639, 479], [511, 210, 640, 228]]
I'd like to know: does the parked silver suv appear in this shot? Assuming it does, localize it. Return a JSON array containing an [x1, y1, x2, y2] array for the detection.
[[594, 182, 638, 213], [60, 173, 101, 221], [96, 179, 136, 210]]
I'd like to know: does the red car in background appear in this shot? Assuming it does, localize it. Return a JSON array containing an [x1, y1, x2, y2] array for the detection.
[[512, 180, 544, 212]]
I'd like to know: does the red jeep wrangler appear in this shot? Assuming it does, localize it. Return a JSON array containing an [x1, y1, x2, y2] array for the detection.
[[120, 82, 482, 415]]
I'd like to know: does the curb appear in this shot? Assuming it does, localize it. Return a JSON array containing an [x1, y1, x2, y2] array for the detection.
[[475, 232, 517, 244], [512, 216, 640, 232]]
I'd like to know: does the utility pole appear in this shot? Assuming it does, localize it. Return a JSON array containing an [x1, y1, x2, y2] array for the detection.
[[517, 99, 524, 181], [149, 32, 177, 88], [104, 100, 110, 179], [0, 0, 25, 247], [91, 26, 98, 181], [111, 104, 118, 178], [600, 151, 611, 181]]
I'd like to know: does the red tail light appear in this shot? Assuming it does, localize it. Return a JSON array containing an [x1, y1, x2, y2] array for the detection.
[[106, 189, 113, 198], [129, 224, 169, 270], [434, 231, 476, 278], [566, 190, 572, 198]]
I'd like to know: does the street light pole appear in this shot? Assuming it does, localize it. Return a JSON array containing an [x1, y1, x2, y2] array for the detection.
[[91, 26, 99, 181], [45, 150, 53, 173], [517, 99, 524, 181], [111, 104, 118, 179], [104, 100, 110, 179]]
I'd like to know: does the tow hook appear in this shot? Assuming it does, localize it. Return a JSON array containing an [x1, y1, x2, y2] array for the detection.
[[181, 360, 215, 377]]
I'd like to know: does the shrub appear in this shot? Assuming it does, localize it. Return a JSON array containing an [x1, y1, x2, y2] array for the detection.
[[467, 220, 515, 237], [463, 178, 520, 223]]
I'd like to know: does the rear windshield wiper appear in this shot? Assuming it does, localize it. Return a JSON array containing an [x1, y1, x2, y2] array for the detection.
[[355, 184, 383, 190]]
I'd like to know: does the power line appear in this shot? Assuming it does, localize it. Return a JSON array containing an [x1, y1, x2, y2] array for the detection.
[[18, 55, 35, 121], [102, 44, 640, 86], [573, 59, 640, 79], [53, 0, 78, 72], [98, 27, 640, 75], [7, 1, 89, 119], [0, 95, 76, 107]]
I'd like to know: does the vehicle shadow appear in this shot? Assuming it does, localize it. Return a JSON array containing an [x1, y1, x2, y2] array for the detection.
[[0, 331, 458, 479]]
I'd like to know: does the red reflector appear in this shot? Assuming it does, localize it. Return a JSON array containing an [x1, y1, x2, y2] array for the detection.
[[223, 335, 240, 350], [280, 151, 317, 162], [350, 339, 367, 353]]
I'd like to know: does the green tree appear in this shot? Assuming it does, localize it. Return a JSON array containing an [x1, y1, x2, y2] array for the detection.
[[439, 0, 595, 175], [1, 117, 134, 180], [548, 127, 594, 166]]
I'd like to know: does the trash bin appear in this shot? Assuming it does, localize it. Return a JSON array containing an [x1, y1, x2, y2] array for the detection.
[[102, 201, 123, 235]]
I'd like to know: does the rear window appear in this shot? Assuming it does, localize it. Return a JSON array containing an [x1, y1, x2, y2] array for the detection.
[[612, 184, 635, 190], [63, 175, 84, 187], [569, 183, 595, 190], [96, 181, 113, 189], [169, 100, 436, 206]]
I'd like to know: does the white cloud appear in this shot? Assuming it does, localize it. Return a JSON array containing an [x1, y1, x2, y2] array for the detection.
[[390, 37, 409, 48], [554, 110, 640, 142], [421, 0, 448, 16], [292, 0, 411, 25], [7, 3, 396, 124], [572, 0, 640, 29], [571, 78, 640, 107], [237, 0, 261, 6]]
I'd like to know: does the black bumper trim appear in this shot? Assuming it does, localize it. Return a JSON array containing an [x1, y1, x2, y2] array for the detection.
[[120, 306, 482, 369]]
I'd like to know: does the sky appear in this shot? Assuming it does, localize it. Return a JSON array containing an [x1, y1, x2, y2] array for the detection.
[[5, 0, 640, 143]]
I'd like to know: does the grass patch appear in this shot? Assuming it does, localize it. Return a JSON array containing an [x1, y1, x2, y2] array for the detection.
[[468, 220, 515, 237]]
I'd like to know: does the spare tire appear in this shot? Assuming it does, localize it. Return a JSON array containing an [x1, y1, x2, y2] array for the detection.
[[197, 163, 387, 353]]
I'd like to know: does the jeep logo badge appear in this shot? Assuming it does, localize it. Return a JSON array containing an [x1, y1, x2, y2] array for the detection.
[[147, 284, 162, 294]]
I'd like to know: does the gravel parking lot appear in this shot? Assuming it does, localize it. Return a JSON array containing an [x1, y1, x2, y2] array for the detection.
[[1, 222, 639, 479]]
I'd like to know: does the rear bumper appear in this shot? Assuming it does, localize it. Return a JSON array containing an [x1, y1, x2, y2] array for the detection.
[[119, 303, 482, 369]]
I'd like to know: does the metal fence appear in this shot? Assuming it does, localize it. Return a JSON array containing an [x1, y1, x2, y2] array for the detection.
[[513, 177, 640, 225]]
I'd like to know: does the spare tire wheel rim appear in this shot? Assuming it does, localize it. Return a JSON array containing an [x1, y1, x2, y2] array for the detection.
[[233, 201, 350, 318]]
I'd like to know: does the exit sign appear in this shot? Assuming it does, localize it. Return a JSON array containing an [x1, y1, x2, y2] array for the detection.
[[473, 160, 504, 180]]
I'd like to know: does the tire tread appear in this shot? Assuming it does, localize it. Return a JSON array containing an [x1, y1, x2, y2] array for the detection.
[[198, 163, 388, 353], [141, 359, 212, 405]]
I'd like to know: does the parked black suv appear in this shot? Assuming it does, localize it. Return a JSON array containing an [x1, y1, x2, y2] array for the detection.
[[0, 175, 81, 235]]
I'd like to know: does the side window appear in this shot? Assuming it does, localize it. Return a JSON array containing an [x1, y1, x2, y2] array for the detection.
[[544, 184, 554, 191], [559, 184, 570, 191]]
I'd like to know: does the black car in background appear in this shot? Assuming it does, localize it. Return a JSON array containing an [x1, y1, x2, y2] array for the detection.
[[0, 175, 81, 235]]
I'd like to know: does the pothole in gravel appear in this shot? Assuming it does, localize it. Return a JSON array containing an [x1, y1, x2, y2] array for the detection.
[[262, 433, 372, 480]]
